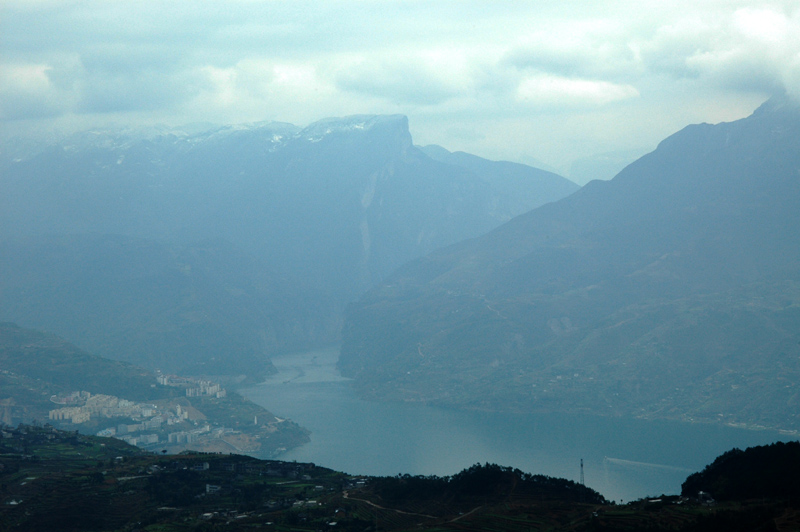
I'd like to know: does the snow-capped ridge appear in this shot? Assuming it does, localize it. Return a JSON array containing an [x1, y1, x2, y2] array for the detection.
[[299, 114, 409, 142]]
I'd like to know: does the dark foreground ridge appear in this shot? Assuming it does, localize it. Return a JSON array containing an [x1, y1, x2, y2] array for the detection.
[[1, 424, 799, 531], [682, 441, 800, 502]]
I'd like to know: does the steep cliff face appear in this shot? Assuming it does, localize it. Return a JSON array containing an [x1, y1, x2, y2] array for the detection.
[[0, 115, 577, 374], [339, 96, 800, 431]]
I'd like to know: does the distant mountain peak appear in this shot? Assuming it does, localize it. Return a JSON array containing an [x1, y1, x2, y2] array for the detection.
[[300, 114, 409, 140], [753, 91, 800, 116], [0, 112, 578, 378], [339, 97, 800, 433]]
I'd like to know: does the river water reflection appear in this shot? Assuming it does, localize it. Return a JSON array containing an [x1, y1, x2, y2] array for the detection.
[[241, 347, 794, 502]]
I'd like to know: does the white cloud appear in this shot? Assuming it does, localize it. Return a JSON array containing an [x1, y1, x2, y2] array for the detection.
[[0, 63, 69, 120], [640, 6, 800, 95], [516, 75, 639, 108], [1, 64, 51, 93], [732, 7, 789, 42], [334, 50, 477, 106], [503, 22, 644, 82], [2, 1, 800, 172]]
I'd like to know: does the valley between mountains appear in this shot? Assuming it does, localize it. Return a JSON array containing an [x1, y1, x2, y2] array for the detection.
[[2, 96, 800, 464]]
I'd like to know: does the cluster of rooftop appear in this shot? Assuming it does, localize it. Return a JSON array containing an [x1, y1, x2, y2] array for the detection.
[[156, 373, 227, 398]]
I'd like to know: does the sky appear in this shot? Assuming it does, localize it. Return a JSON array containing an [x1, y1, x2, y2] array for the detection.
[[2, 0, 799, 182]]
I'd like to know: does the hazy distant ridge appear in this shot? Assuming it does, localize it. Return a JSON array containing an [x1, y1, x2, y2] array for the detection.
[[0, 116, 577, 375], [339, 95, 800, 431]]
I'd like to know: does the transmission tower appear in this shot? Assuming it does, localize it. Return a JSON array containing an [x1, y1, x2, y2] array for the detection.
[[580, 458, 585, 485]]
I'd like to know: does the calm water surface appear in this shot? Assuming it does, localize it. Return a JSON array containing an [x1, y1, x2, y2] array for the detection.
[[241, 347, 795, 503]]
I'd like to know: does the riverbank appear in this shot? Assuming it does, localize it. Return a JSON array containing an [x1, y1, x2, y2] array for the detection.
[[243, 347, 795, 503]]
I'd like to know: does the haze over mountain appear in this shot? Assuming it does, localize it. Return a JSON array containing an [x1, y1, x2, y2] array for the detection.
[[0, 115, 577, 375], [0, 235, 336, 376], [339, 95, 800, 432]]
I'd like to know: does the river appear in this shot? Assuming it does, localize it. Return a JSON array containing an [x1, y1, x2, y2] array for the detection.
[[241, 346, 795, 503]]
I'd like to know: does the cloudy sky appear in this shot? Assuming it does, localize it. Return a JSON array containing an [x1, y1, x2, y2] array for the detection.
[[2, 1, 799, 181]]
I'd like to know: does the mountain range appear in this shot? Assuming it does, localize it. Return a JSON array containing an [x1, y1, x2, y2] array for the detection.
[[0, 116, 576, 375], [339, 94, 800, 431]]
